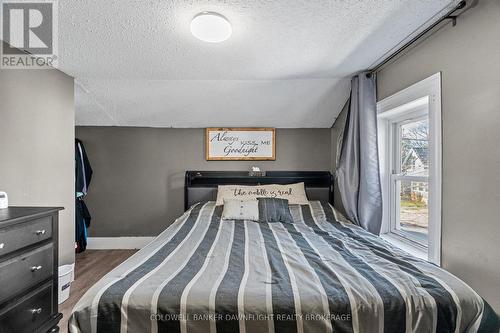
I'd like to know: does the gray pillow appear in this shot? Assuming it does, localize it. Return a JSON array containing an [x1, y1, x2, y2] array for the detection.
[[258, 198, 293, 223]]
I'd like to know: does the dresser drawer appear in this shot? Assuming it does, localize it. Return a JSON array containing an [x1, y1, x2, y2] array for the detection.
[[0, 216, 53, 257], [0, 283, 53, 333], [0, 244, 53, 303]]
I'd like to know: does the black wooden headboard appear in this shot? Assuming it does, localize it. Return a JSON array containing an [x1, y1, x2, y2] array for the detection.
[[184, 171, 334, 210]]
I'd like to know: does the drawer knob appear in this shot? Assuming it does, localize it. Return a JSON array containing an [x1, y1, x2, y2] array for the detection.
[[35, 229, 46, 235], [30, 308, 42, 315], [30, 265, 42, 272]]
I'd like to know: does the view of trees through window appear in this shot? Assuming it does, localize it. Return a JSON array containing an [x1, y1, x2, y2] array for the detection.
[[398, 118, 429, 243]]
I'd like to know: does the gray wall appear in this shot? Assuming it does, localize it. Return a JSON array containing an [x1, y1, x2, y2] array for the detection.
[[75, 127, 332, 237], [376, 0, 500, 310], [0, 49, 75, 265]]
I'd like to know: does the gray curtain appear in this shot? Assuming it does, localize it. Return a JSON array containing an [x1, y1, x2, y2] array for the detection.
[[336, 72, 383, 234]]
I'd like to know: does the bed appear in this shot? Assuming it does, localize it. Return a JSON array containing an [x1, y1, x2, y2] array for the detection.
[[69, 171, 498, 333]]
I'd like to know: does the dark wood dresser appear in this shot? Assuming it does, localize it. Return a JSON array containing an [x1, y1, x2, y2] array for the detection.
[[0, 207, 63, 333]]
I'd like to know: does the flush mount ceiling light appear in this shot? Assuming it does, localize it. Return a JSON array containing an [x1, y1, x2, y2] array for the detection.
[[190, 12, 232, 43]]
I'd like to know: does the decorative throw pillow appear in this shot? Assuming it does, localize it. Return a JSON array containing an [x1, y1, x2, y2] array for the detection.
[[258, 198, 293, 223], [221, 199, 259, 221], [215, 183, 308, 206]]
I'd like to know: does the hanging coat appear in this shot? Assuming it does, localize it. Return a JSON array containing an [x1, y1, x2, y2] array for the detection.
[[76, 139, 93, 195], [75, 198, 91, 253], [75, 139, 93, 253]]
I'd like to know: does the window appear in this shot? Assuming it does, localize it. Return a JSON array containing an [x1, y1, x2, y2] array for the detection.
[[392, 116, 429, 246], [377, 73, 442, 265]]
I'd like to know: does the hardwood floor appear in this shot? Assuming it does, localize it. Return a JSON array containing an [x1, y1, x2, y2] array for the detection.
[[59, 250, 137, 333]]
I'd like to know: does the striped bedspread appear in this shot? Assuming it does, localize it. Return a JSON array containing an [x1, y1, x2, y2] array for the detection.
[[69, 201, 498, 333]]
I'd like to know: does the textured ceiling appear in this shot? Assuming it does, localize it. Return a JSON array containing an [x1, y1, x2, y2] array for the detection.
[[57, 0, 456, 128]]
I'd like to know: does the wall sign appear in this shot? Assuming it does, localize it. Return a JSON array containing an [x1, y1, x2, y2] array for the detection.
[[206, 128, 276, 161]]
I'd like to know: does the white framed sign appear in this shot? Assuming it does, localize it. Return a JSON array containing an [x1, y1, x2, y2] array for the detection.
[[206, 128, 276, 160]]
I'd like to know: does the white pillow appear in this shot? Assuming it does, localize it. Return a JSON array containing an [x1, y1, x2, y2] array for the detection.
[[221, 199, 259, 221], [216, 183, 309, 206]]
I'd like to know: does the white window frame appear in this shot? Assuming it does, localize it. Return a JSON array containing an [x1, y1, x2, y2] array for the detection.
[[377, 73, 442, 265]]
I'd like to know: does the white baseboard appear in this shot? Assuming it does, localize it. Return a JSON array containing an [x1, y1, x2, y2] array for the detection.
[[86, 237, 155, 250]]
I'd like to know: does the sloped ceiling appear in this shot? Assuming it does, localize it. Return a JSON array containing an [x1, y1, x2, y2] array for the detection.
[[57, 0, 456, 128]]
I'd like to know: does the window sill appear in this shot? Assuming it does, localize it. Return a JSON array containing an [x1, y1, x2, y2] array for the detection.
[[380, 233, 428, 261]]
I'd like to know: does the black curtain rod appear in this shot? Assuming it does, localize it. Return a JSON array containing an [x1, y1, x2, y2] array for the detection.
[[369, 0, 474, 74]]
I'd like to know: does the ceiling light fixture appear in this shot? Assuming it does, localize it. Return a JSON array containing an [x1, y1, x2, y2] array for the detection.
[[190, 12, 232, 43]]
